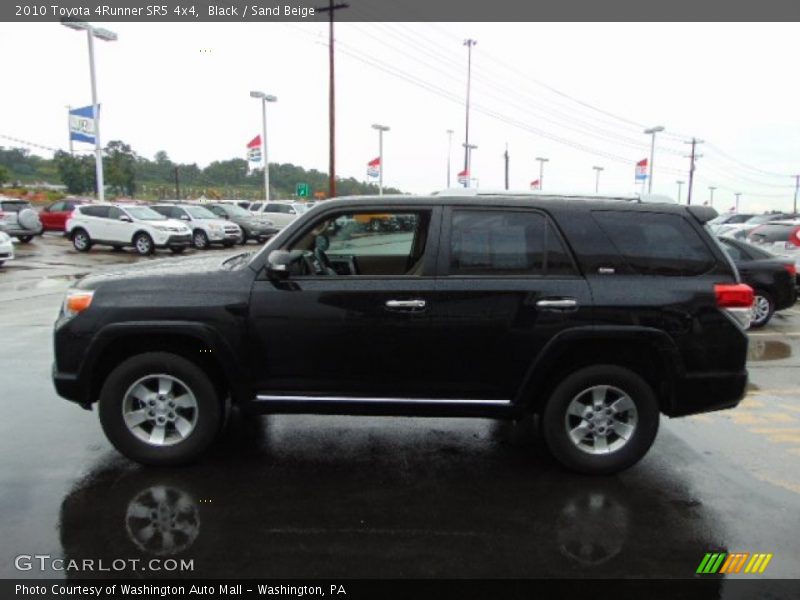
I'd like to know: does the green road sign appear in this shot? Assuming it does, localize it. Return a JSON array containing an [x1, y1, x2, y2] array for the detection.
[[296, 183, 310, 198]]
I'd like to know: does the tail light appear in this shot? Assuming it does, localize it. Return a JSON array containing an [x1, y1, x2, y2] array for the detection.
[[788, 226, 800, 247], [784, 263, 797, 277], [715, 283, 754, 329]]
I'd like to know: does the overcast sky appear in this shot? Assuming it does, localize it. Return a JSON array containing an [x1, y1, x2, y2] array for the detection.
[[1, 20, 798, 212]]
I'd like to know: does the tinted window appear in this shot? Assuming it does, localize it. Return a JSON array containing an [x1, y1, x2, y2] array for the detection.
[[719, 239, 746, 261], [449, 210, 575, 276], [250, 203, 263, 211], [593, 211, 715, 276], [0, 201, 30, 212], [49, 202, 65, 212], [81, 206, 110, 218], [108, 207, 124, 220]]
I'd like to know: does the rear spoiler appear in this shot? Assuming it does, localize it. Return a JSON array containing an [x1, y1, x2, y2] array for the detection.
[[687, 205, 718, 224]]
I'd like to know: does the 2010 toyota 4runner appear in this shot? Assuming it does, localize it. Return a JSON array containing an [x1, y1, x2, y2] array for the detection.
[[52, 193, 752, 474]]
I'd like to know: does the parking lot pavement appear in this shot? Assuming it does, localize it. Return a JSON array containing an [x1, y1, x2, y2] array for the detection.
[[1, 240, 799, 582]]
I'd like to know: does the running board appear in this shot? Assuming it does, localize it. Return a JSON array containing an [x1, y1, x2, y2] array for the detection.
[[250, 394, 521, 418]]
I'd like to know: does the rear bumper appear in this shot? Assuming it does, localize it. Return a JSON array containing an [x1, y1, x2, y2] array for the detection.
[[665, 370, 748, 417]]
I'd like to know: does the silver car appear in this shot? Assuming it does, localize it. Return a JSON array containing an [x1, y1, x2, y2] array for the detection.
[[0, 198, 43, 242]]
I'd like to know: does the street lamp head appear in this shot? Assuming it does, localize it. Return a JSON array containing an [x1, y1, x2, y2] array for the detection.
[[93, 28, 118, 41], [372, 124, 390, 132], [250, 91, 265, 99], [593, 166, 604, 171], [644, 126, 665, 134], [264, 95, 277, 102], [536, 157, 549, 163], [61, 19, 90, 31], [676, 180, 684, 184], [446, 129, 454, 134]]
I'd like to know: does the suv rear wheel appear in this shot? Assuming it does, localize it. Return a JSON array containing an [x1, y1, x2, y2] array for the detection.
[[750, 290, 774, 328], [72, 228, 92, 252], [98, 352, 221, 466], [17, 235, 33, 243], [541, 365, 659, 475]]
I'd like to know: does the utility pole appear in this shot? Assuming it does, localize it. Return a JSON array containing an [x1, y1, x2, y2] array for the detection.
[[592, 166, 604, 193], [684, 138, 704, 205], [446, 129, 454, 188], [676, 180, 684, 203], [317, 0, 349, 198], [644, 126, 664, 194], [708, 186, 716, 207], [66, 105, 74, 155], [463, 38, 477, 187], [735, 192, 742, 212], [794, 175, 799, 214], [535, 157, 549, 191], [504, 143, 509, 190], [174, 167, 180, 200]]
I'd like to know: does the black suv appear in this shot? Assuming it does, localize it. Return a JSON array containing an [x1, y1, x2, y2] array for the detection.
[[52, 194, 753, 474]]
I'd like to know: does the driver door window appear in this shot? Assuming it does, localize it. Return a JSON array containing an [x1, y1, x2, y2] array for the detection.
[[290, 211, 431, 276]]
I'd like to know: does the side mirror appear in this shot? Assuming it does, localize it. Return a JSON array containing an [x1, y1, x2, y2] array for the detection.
[[119, 215, 132, 222], [267, 250, 302, 281]]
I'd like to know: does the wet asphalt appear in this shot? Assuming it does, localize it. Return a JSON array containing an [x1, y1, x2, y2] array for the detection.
[[1, 235, 800, 586]]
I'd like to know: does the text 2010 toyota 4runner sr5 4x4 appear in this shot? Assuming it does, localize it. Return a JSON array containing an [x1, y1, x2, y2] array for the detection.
[[52, 193, 753, 474]]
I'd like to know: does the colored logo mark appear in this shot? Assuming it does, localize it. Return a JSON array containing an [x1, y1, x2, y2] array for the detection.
[[696, 552, 773, 574]]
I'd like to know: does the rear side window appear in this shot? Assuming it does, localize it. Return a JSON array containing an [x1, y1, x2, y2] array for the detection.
[[81, 206, 109, 218], [448, 209, 576, 276], [1, 201, 29, 212], [592, 211, 715, 276]]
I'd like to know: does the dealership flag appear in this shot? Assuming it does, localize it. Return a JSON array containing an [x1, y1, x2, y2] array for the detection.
[[69, 105, 98, 144], [247, 135, 262, 163], [635, 158, 648, 181], [367, 156, 381, 179], [457, 169, 469, 185], [530, 179, 541, 190]]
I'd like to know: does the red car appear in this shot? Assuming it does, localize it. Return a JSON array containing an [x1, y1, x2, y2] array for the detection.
[[40, 199, 88, 232]]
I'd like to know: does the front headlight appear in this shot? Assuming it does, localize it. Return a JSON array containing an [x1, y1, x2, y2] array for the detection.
[[62, 289, 94, 318], [153, 224, 170, 232], [209, 224, 224, 232], [0, 232, 10, 243]]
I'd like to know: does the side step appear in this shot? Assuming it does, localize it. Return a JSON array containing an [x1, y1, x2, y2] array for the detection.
[[250, 395, 521, 419]]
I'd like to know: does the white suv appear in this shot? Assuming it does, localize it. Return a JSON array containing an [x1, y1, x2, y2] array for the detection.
[[249, 200, 311, 229], [151, 204, 242, 249], [66, 204, 192, 256]]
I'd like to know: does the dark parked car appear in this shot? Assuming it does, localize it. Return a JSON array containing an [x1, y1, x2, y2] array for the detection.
[[206, 202, 279, 244], [717, 236, 797, 327], [52, 193, 752, 474]]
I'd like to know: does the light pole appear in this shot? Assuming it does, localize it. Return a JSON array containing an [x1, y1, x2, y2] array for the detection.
[[446, 129, 454, 188], [372, 123, 390, 195], [676, 180, 684, 203], [644, 126, 664, 194], [250, 91, 277, 202], [794, 175, 799, 214], [61, 20, 117, 202], [708, 186, 717, 207], [735, 192, 742, 212], [592, 166, 604, 193], [462, 39, 477, 188], [535, 157, 549, 190], [463, 143, 477, 188]]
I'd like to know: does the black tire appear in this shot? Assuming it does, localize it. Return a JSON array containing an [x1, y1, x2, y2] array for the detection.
[[71, 228, 92, 252], [169, 246, 186, 255], [750, 290, 774, 328], [0, 261, 4, 267], [222, 241, 235, 248], [239, 230, 249, 245], [98, 352, 222, 466], [192, 230, 209, 250], [17, 235, 33, 243], [133, 232, 155, 256], [541, 365, 659, 475]]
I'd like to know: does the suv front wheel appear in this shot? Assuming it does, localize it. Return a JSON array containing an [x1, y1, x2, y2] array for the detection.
[[98, 352, 221, 466], [133, 232, 155, 256], [541, 365, 659, 475]]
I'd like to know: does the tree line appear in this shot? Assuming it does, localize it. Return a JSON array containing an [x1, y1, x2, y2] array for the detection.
[[0, 144, 403, 199]]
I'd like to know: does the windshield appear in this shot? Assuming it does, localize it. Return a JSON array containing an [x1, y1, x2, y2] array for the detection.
[[746, 214, 781, 225], [218, 204, 251, 217], [184, 205, 219, 220], [125, 206, 167, 221]]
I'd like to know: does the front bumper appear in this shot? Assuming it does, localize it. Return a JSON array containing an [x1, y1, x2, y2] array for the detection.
[[665, 370, 748, 417], [155, 233, 192, 248], [0, 243, 14, 262]]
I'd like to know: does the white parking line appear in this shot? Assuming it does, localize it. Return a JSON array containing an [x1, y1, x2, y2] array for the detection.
[[749, 331, 800, 337]]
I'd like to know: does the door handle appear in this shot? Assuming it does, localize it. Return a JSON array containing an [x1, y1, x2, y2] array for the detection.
[[536, 298, 578, 310], [385, 299, 427, 311]]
